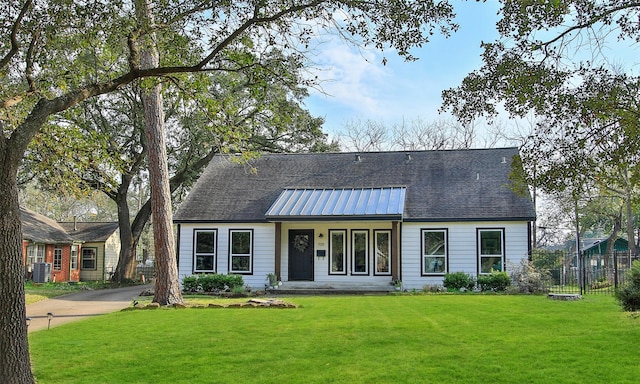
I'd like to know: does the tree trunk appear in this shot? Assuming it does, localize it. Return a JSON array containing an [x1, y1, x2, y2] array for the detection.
[[137, 0, 183, 305], [0, 137, 35, 382], [111, 195, 139, 282], [112, 195, 153, 282], [625, 185, 636, 257]]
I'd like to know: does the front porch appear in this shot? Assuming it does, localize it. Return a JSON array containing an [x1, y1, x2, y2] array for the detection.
[[266, 281, 397, 295]]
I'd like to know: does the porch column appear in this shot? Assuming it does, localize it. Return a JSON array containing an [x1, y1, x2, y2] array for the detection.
[[274, 222, 282, 280], [391, 221, 400, 281]]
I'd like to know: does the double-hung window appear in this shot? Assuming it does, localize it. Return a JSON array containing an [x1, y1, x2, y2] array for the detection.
[[229, 229, 253, 274], [70, 246, 78, 270], [422, 229, 447, 275], [53, 246, 62, 271], [81, 248, 97, 270], [478, 229, 505, 274], [329, 230, 347, 275], [351, 230, 369, 275], [26, 245, 36, 269], [374, 230, 391, 275], [194, 229, 217, 273], [36, 244, 45, 263]]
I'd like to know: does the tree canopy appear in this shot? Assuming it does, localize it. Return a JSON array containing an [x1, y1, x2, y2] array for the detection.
[[441, 1, 640, 248]]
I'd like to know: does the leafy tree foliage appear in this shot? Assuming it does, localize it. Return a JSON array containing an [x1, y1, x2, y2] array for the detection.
[[2, 1, 459, 381], [22, 67, 334, 283], [441, 1, 640, 250]]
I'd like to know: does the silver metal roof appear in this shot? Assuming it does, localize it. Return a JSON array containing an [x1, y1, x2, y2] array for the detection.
[[265, 187, 406, 220]]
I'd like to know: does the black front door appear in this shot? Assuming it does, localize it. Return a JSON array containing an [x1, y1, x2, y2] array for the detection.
[[289, 229, 314, 281]]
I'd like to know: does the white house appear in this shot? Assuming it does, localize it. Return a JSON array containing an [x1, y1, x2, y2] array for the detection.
[[173, 148, 536, 291]]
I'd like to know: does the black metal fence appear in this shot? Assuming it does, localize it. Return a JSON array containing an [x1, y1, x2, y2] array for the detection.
[[534, 250, 639, 295]]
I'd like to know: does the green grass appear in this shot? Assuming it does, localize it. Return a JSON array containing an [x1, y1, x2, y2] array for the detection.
[[24, 282, 85, 304], [29, 295, 640, 383]]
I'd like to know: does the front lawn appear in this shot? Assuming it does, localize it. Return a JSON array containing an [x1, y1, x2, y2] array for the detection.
[[29, 295, 639, 383]]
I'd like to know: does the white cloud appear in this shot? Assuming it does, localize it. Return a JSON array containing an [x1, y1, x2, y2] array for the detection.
[[308, 41, 391, 120]]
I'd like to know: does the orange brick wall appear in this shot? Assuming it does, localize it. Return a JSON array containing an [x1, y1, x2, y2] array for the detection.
[[22, 242, 80, 283]]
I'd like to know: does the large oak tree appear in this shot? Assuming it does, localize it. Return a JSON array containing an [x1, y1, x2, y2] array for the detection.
[[1, 0, 458, 381]]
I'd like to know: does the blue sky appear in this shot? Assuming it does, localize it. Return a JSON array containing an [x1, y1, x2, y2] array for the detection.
[[303, 2, 639, 143], [305, 1, 502, 139]]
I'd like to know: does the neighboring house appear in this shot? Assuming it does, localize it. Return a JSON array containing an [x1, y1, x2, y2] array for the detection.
[[20, 206, 120, 282], [580, 237, 629, 257], [20, 207, 80, 282], [173, 148, 536, 290], [59, 222, 120, 281]]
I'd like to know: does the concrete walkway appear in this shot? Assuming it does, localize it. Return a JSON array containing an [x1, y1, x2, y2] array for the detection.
[[26, 285, 152, 333]]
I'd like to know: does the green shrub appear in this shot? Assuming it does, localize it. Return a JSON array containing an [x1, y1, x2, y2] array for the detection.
[[182, 274, 245, 293], [182, 276, 199, 292], [198, 274, 220, 292], [477, 270, 511, 292], [616, 260, 640, 311], [224, 274, 244, 289], [443, 272, 476, 291]]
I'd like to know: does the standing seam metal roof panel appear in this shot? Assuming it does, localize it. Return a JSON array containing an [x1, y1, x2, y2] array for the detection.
[[265, 187, 406, 218]]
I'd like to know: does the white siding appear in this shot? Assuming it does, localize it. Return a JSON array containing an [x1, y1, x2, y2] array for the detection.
[[178, 220, 531, 290], [400, 221, 530, 290], [178, 223, 275, 289]]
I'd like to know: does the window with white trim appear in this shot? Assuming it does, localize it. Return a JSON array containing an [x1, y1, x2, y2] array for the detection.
[[70, 246, 78, 270], [36, 244, 45, 263], [422, 229, 447, 275], [229, 229, 252, 274], [193, 229, 217, 273], [351, 230, 369, 275], [478, 229, 504, 274], [26, 245, 36, 270], [81, 248, 97, 270], [53, 246, 62, 271], [374, 230, 391, 275], [329, 230, 347, 275]]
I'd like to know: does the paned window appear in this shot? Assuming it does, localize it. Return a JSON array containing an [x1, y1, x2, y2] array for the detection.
[[374, 230, 391, 275], [36, 244, 45, 263], [422, 229, 447, 275], [81, 248, 97, 270], [329, 230, 346, 274], [230, 230, 252, 274], [194, 230, 217, 273], [53, 246, 62, 271], [26, 245, 36, 269], [351, 230, 369, 275], [478, 229, 504, 274], [70, 246, 78, 270]]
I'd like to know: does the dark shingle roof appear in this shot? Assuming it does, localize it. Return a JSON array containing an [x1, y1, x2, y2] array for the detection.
[[58, 222, 119, 242], [20, 207, 75, 244], [174, 148, 536, 223]]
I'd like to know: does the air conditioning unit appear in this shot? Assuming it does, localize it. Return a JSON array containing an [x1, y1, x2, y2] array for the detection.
[[33, 262, 52, 283]]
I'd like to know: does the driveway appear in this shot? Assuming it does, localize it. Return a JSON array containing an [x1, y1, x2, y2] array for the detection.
[[26, 284, 152, 333]]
